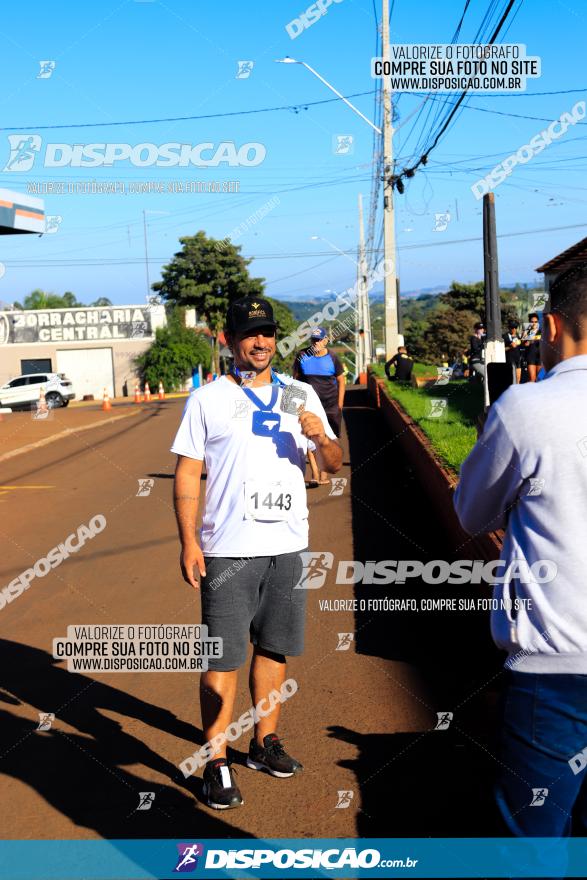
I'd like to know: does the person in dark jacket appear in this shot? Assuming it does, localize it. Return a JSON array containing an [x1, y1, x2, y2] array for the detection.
[[385, 346, 414, 382]]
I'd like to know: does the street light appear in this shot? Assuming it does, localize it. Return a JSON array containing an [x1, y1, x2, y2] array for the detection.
[[310, 234, 358, 270], [275, 58, 382, 135]]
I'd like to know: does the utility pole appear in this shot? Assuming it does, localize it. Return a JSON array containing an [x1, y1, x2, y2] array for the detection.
[[382, 0, 400, 359], [358, 193, 372, 371], [482, 192, 505, 407]]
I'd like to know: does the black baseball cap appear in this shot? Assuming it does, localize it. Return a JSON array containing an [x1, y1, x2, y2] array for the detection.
[[226, 296, 277, 335]]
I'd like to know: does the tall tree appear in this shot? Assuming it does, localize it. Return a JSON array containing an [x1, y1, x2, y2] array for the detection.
[[421, 307, 479, 363], [13, 289, 84, 310], [135, 308, 211, 392], [153, 232, 265, 372], [439, 281, 486, 317]]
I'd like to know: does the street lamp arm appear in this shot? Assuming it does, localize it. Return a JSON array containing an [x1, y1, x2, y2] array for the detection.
[[276, 58, 382, 135], [300, 62, 382, 134]]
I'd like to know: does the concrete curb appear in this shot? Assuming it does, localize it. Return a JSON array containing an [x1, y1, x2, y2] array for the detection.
[[367, 369, 502, 559], [0, 408, 143, 465]]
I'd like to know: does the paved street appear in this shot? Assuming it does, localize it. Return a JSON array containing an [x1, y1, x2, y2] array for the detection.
[[0, 391, 502, 841]]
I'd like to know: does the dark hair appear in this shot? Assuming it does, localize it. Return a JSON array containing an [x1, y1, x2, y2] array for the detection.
[[548, 262, 587, 341], [528, 312, 539, 321], [508, 320, 519, 329]]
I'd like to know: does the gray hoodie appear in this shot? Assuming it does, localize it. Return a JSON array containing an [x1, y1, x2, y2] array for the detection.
[[454, 355, 587, 672]]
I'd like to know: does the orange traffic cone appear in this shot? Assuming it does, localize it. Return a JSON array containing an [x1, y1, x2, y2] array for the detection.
[[143, 382, 151, 403], [134, 383, 141, 404], [102, 388, 112, 412], [38, 386, 49, 415], [158, 381, 165, 401]]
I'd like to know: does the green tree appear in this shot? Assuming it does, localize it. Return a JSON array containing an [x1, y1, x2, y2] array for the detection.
[[266, 296, 297, 373], [439, 281, 486, 317], [135, 308, 211, 392], [90, 297, 113, 307], [420, 307, 478, 363], [153, 231, 265, 372], [13, 289, 84, 310]]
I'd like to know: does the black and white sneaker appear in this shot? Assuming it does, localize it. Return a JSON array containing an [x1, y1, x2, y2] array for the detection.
[[247, 733, 303, 778], [202, 758, 244, 809]]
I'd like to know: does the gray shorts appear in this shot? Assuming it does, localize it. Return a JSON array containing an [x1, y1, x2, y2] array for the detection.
[[200, 550, 308, 671]]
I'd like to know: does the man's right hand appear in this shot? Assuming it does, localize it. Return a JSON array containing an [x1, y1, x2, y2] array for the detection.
[[180, 544, 206, 589]]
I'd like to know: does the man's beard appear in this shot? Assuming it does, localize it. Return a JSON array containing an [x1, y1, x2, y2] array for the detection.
[[240, 348, 275, 373]]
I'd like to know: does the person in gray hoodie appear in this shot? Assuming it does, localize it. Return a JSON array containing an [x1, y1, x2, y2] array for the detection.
[[454, 262, 587, 838]]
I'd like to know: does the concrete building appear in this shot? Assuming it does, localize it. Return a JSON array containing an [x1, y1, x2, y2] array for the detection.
[[0, 303, 166, 399]]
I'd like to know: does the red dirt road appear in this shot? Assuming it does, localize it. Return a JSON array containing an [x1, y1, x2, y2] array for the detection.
[[0, 391, 500, 843]]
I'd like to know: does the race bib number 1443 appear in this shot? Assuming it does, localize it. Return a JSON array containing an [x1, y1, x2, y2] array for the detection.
[[244, 479, 296, 521]]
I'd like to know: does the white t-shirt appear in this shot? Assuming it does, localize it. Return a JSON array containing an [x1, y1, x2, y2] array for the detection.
[[170, 374, 337, 557]]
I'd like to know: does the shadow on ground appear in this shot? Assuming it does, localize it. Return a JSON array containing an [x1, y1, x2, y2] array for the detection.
[[341, 387, 507, 838], [0, 639, 253, 843]]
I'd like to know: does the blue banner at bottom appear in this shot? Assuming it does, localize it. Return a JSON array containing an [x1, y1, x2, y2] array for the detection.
[[1, 838, 587, 879]]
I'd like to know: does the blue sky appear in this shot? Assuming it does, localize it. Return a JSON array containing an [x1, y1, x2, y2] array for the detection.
[[0, 0, 584, 306]]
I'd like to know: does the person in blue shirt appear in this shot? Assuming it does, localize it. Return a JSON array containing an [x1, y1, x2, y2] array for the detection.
[[293, 328, 345, 485]]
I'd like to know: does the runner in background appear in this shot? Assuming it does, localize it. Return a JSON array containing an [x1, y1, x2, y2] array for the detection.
[[293, 328, 345, 487]]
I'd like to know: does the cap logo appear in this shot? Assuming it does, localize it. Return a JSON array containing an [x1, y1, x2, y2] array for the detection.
[[251, 302, 260, 309]]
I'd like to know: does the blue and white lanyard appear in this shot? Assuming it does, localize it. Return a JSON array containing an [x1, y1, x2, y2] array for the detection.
[[231, 367, 285, 435]]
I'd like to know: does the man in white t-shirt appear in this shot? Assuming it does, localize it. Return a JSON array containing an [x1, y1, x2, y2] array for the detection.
[[171, 295, 342, 810]]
